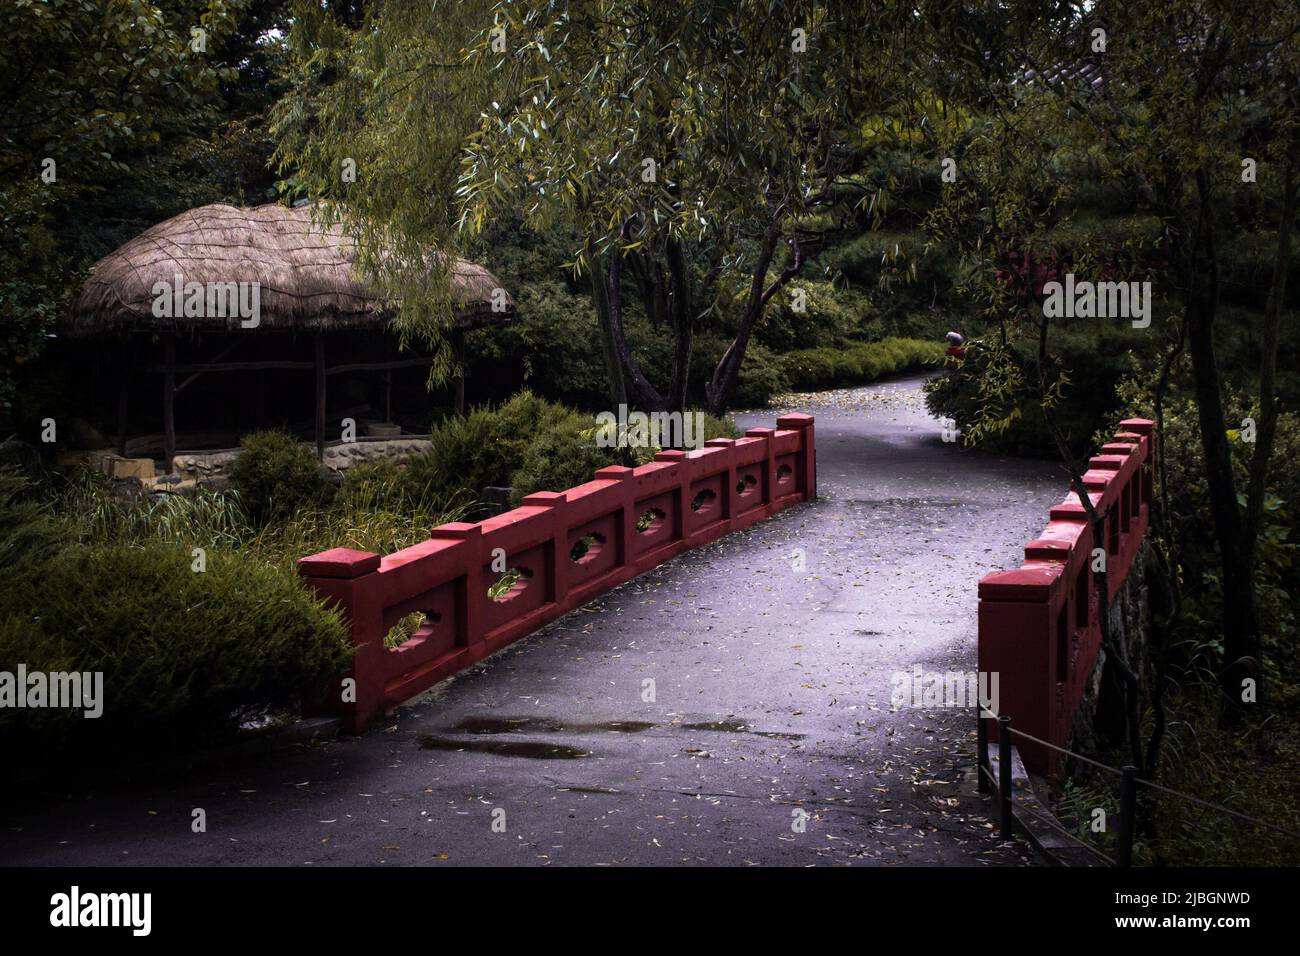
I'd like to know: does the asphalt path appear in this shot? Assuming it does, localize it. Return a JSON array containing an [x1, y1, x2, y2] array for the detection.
[[2, 375, 1063, 866]]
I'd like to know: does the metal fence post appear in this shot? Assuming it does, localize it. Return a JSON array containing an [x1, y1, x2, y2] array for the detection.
[[977, 708, 990, 794], [998, 715, 1013, 839], [1118, 765, 1137, 867]]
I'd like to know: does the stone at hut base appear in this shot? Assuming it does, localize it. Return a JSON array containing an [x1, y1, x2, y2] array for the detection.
[[105, 456, 156, 481]]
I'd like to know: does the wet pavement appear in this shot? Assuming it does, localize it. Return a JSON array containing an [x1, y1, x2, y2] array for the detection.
[[2, 375, 1063, 866]]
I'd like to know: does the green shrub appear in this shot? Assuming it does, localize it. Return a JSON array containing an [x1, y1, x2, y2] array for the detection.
[[730, 343, 791, 408], [507, 406, 741, 503], [0, 467, 64, 598], [509, 417, 618, 503], [337, 457, 416, 511], [754, 279, 873, 352], [925, 326, 1144, 456], [0, 542, 352, 765], [409, 390, 582, 501], [698, 411, 741, 443], [407, 408, 494, 501], [783, 337, 943, 391], [467, 280, 611, 405], [783, 349, 839, 390], [228, 429, 332, 522]]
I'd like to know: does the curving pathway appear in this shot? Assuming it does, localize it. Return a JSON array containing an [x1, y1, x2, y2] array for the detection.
[[2, 375, 1065, 866]]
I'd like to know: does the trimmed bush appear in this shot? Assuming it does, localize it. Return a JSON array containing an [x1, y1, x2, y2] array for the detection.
[[730, 343, 791, 408], [698, 411, 741, 443], [782, 337, 944, 391], [408, 390, 583, 501], [508, 407, 741, 503], [228, 429, 332, 522], [0, 542, 352, 765], [509, 418, 619, 503]]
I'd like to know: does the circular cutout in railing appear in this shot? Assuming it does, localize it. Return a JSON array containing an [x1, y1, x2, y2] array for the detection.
[[636, 507, 667, 534], [570, 531, 607, 563], [488, 566, 533, 602], [735, 473, 758, 496], [384, 609, 442, 650], [776, 463, 794, 484], [690, 488, 718, 512]]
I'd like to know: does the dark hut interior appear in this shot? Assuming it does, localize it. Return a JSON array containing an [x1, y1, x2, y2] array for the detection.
[[54, 201, 514, 470]]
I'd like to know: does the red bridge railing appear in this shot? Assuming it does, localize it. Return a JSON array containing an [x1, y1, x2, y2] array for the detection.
[[299, 414, 816, 733], [977, 418, 1154, 777]]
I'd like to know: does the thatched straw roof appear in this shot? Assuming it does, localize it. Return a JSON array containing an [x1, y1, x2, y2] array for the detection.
[[63, 201, 514, 337]]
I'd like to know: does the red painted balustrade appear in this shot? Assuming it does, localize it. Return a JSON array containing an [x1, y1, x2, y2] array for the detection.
[[299, 414, 816, 733], [978, 418, 1154, 777]]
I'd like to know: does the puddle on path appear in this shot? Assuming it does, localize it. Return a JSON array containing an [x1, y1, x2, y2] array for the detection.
[[680, 719, 805, 740], [420, 716, 805, 760], [418, 736, 591, 759], [449, 717, 655, 735]]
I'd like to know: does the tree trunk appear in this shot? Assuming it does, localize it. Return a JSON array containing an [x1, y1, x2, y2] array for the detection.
[[606, 248, 664, 411], [589, 253, 627, 412], [1241, 142, 1297, 567], [666, 239, 693, 416], [706, 217, 801, 415], [1185, 172, 1260, 700]]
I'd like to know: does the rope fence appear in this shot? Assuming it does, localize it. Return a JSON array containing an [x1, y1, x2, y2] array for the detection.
[[975, 708, 1300, 865]]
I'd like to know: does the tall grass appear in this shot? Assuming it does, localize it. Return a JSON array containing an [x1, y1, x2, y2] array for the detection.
[[54, 466, 471, 569]]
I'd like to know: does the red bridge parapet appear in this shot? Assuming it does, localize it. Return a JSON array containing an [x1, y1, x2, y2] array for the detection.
[[977, 418, 1154, 777], [299, 414, 816, 733]]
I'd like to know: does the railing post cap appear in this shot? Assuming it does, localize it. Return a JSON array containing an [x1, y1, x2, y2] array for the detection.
[[978, 565, 1060, 600], [522, 490, 565, 506], [595, 464, 635, 478], [776, 413, 814, 429], [1049, 503, 1089, 521], [1083, 469, 1113, 489], [744, 427, 776, 438], [1024, 538, 1073, 561], [429, 521, 482, 540], [298, 547, 381, 579], [703, 437, 735, 447], [652, 450, 687, 463], [1089, 454, 1128, 471], [1119, 418, 1154, 435]]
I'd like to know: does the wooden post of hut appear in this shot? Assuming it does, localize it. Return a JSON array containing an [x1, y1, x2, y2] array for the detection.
[[115, 337, 132, 457], [315, 334, 326, 459], [162, 333, 176, 473], [452, 327, 467, 418]]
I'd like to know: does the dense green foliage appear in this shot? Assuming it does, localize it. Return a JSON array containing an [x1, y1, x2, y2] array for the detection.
[[404, 389, 741, 504], [508, 419, 620, 505], [509, 408, 739, 503], [228, 429, 333, 522], [408, 391, 584, 501], [0, 540, 351, 766], [0, 468, 353, 768], [783, 338, 944, 392], [272, 0, 923, 414], [0, 0, 290, 431], [0, 469, 62, 591]]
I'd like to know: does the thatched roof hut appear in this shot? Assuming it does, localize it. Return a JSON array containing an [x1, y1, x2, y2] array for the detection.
[[64, 201, 515, 469], [64, 200, 512, 334]]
